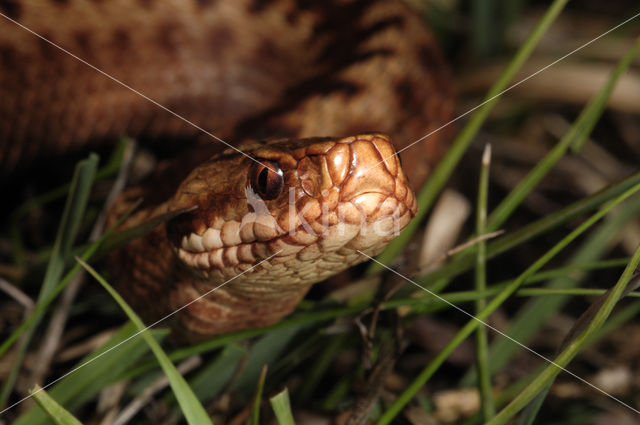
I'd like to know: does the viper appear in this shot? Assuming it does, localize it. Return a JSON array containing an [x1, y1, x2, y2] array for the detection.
[[0, 0, 454, 341]]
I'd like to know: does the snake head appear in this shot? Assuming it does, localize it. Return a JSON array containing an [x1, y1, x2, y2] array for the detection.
[[166, 134, 417, 290]]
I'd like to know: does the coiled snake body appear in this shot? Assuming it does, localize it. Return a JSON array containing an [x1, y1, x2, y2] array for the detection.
[[0, 0, 453, 340]]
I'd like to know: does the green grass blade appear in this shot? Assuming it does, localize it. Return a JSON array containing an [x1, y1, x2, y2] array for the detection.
[[388, 286, 640, 316], [589, 300, 640, 343], [487, 243, 640, 425], [185, 344, 246, 404], [434, 36, 640, 304], [9, 140, 126, 267], [487, 36, 640, 230], [471, 0, 498, 61], [369, 0, 569, 272], [298, 333, 348, 402], [125, 259, 633, 383], [270, 388, 296, 425], [514, 384, 549, 425], [29, 152, 98, 299], [10, 140, 124, 223], [0, 243, 98, 360], [78, 258, 213, 425], [475, 145, 495, 419], [460, 300, 640, 425], [249, 366, 268, 425], [0, 198, 142, 360], [570, 36, 640, 152], [0, 154, 98, 409], [467, 186, 640, 384], [14, 323, 162, 425], [233, 325, 303, 399], [29, 385, 83, 425], [376, 180, 640, 424], [416, 169, 640, 286], [517, 303, 640, 425], [123, 307, 362, 380]]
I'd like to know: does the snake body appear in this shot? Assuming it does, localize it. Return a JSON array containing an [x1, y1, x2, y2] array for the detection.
[[0, 0, 453, 340]]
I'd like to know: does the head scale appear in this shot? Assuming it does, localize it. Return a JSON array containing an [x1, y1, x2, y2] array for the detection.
[[166, 134, 417, 292]]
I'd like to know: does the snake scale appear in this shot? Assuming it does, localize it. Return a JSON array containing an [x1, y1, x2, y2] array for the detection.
[[0, 0, 453, 341]]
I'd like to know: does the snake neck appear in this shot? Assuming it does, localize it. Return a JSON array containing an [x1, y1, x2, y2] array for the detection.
[[109, 134, 416, 341]]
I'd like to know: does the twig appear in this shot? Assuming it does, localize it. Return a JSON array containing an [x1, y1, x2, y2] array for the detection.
[[0, 277, 34, 312], [29, 139, 136, 385], [413, 230, 505, 278], [111, 355, 202, 425]]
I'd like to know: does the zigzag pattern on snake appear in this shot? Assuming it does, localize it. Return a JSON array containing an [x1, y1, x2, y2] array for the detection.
[[0, 0, 454, 340]]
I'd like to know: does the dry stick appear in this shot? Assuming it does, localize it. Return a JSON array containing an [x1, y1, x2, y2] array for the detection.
[[97, 381, 128, 425], [458, 61, 640, 114], [518, 270, 640, 423], [29, 140, 136, 386], [356, 230, 506, 362], [0, 277, 35, 313], [346, 345, 398, 425], [0, 277, 36, 392], [560, 270, 640, 352], [411, 230, 505, 279], [111, 355, 202, 425]]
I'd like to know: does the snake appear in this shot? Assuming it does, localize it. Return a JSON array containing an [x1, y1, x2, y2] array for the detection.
[[0, 0, 454, 341]]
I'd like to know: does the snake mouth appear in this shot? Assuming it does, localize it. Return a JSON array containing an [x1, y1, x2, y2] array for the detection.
[[167, 134, 417, 284]]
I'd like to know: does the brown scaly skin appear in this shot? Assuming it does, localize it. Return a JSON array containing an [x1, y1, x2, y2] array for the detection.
[[110, 134, 416, 341], [0, 0, 453, 186], [0, 0, 454, 339]]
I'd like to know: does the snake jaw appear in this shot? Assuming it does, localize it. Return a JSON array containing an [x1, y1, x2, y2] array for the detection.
[[135, 133, 420, 339], [168, 134, 416, 288]]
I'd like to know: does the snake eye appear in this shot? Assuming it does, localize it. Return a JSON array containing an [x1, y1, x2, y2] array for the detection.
[[250, 161, 284, 200]]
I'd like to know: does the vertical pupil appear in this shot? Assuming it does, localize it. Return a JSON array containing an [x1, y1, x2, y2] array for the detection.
[[258, 167, 269, 192]]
